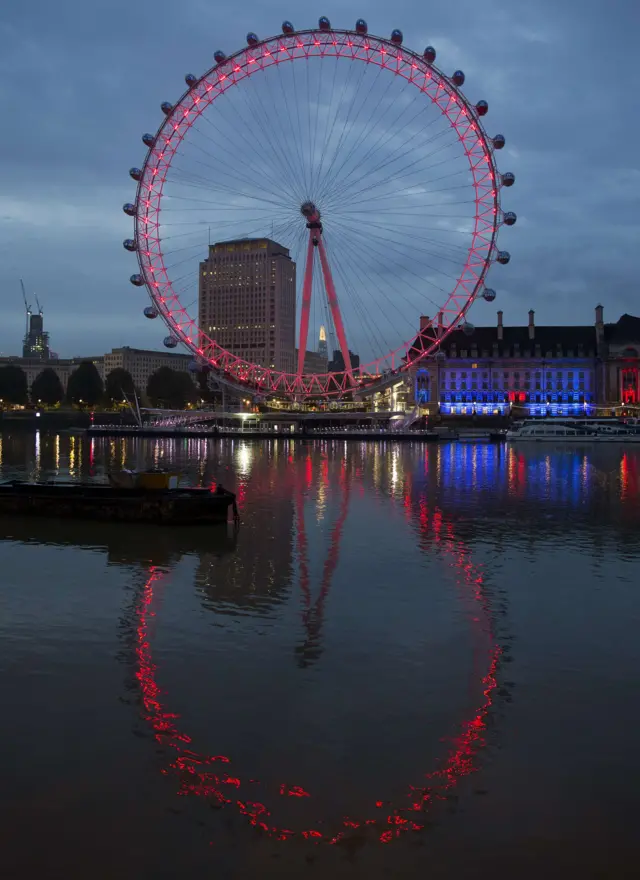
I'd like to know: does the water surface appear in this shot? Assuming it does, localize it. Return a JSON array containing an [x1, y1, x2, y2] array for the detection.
[[1, 432, 639, 878]]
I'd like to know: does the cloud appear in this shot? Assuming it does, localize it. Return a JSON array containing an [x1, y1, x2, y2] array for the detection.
[[0, 0, 638, 359]]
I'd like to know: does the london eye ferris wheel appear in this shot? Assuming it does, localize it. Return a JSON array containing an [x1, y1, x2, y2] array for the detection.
[[123, 17, 515, 400]]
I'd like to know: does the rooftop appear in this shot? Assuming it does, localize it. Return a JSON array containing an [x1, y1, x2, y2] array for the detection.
[[410, 310, 640, 360], [410, 322, 597, 359], [604, 313, 640, 344], [107, 347, 190, 357], [207, 238, 291, 257]]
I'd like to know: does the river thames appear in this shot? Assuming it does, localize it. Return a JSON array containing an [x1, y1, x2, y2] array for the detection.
[[1, 432, 639, 878]]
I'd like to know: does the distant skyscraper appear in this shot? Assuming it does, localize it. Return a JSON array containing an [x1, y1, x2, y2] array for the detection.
[[198, 238, 296, 373], [318, 325, 328, 360], [22, 311, 50, 359]]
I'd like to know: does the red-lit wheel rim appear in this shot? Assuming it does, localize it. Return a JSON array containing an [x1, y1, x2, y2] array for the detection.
[[133, 29, 504, 399]]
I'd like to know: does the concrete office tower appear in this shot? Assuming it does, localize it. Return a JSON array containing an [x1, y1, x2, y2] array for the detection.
[[198, 238, 296, 373]]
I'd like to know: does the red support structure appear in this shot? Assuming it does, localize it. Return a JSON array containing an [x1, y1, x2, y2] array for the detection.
[[317, 237, 353, 380], [297, 231, 316, 377]]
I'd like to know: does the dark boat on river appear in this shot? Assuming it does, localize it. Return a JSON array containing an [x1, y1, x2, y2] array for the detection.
[[0, 475, 238, 526]]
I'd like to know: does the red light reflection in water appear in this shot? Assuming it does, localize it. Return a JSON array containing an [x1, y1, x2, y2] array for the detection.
[[620, 453, 638, 501], [133, 470, 502, 846]]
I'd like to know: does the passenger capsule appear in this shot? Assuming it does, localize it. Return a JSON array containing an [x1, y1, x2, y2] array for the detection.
[[164, 335, 178, 349], [318, 17, 331, 31], [281, 21, 295, 34], [123, 202, 137, 216], [475, 100, 488, 116], [391, 29, 403, 45], [123, 238, 137, 252], [246, 32, 259, 46], [462, 322, 475, 336], [502, 171, 515, 187], [130, 274, 144, 286], [424, 46, 436, 64], [496, 250, 511, 265], [355, 19, 368, 34], [144, 306, 158, 319], [214, 50, 226, 64], [188, 360, 201, 372], [482, 288, 496, 302], [503, 211, 517, 226], [160, 102, 173, 115], [129, 167, 142, 181], [142, 133, 155, 148], [492, 134, 505, 150], [451, 69, 465, 87], [185, 73, 197, 87]]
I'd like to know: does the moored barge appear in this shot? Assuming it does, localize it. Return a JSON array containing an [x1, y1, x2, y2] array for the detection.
[[0, 480, 238, 525]]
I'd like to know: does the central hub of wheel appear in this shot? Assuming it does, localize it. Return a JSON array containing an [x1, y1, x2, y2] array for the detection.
[[301, 201, 322, 234], [300, 201, 320, 221]]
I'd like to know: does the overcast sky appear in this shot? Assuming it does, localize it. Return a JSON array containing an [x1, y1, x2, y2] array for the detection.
[[1, 0, 638, 358]]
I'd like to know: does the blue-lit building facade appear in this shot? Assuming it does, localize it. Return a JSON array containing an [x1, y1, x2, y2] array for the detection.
[[410, 307, 640, 416]]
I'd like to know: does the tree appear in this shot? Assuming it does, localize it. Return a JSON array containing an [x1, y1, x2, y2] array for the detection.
[[105, 368, 136, 405], [66, 361, 104, 406], [194, 365, 216, 403], [146, 367, 198, 409], [0, 365, 28, 405], [31, 367, 64, 406]]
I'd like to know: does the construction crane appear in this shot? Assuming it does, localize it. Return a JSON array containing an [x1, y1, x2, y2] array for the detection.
[[35, 295, 42, 315], [20, 279, 32, 336]]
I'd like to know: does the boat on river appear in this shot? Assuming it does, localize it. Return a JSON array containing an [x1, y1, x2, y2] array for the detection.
[[0, 475, 238, 525], [506, 420, 640, 443]]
